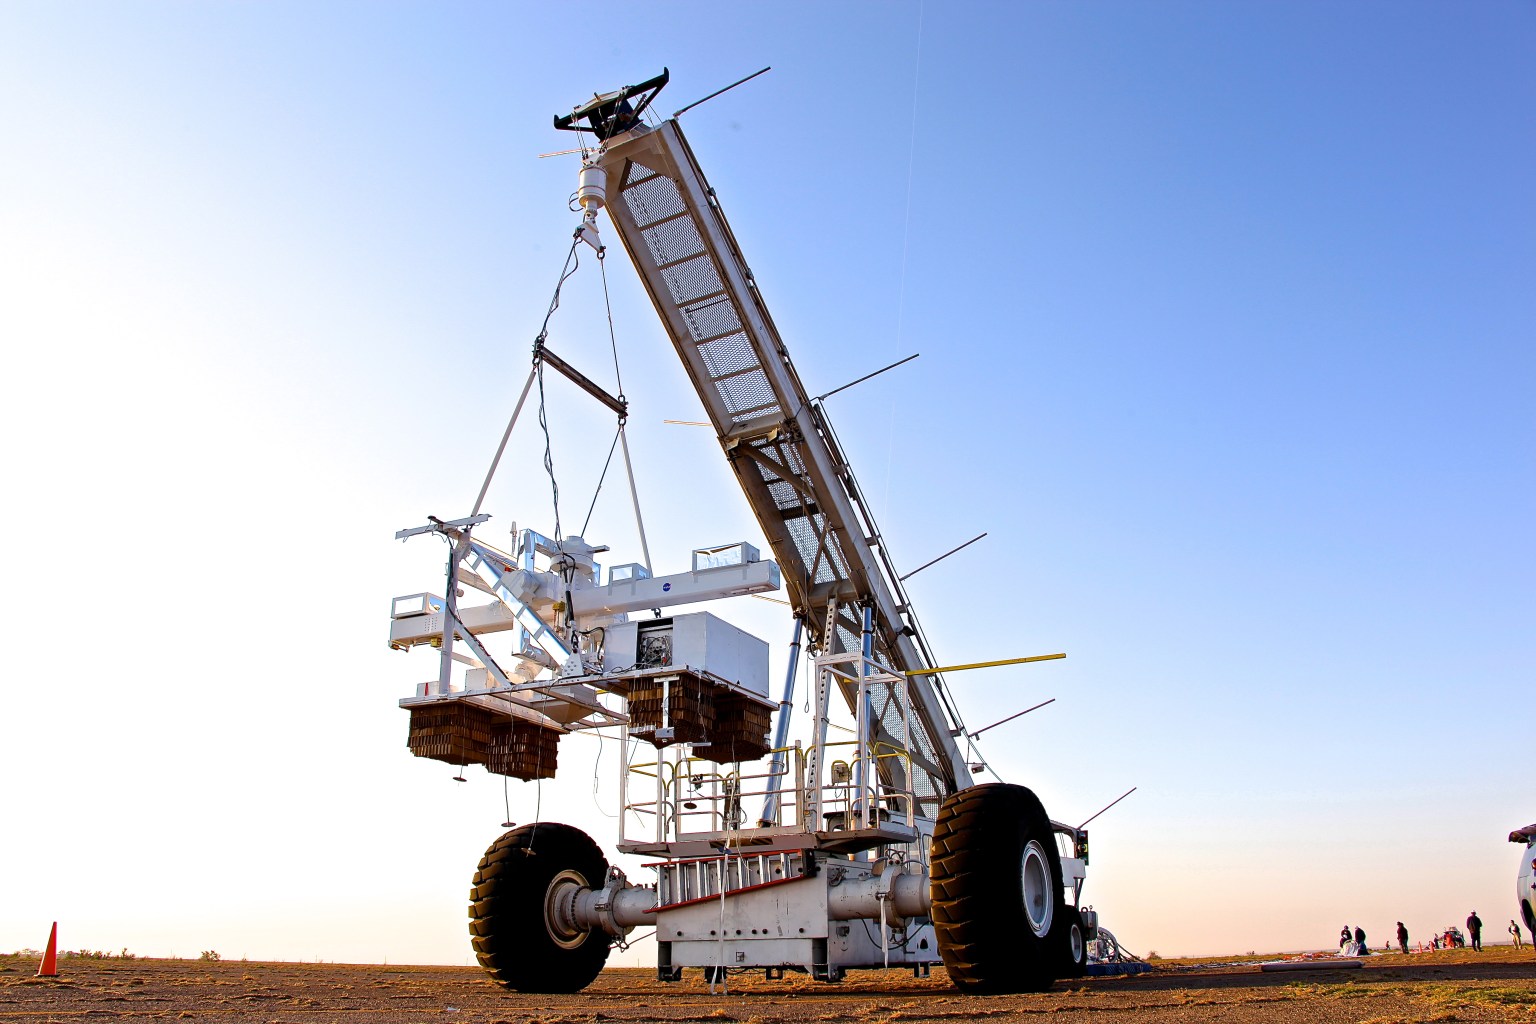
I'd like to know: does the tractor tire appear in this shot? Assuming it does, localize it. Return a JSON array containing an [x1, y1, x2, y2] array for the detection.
[[468, 822, 611, 993], [1055, 906, 1088, 976], [929, 783, 1064, 993]]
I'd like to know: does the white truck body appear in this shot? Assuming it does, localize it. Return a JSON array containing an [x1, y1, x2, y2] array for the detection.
[[1513, 824, 1536, 934]]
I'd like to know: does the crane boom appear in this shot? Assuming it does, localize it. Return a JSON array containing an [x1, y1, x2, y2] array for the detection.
[[595, 119, 973, 814]]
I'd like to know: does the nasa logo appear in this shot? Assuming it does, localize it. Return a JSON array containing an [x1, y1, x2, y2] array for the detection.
[[662, 582, 671, 592]]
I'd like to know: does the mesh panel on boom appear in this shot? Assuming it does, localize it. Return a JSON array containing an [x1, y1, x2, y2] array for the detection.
[[605, 126, 957, 816], [621, 160, 783, 427]]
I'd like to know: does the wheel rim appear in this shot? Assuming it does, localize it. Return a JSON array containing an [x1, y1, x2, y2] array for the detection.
[[1069, 921, 1084, 964], [1020, 839, 1054, 938], [1098, 928, 1119, 961], [544, 869, 590, 950]]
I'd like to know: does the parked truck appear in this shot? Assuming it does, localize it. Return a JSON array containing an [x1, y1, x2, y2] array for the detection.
[[1512, 823, 1536, 937]]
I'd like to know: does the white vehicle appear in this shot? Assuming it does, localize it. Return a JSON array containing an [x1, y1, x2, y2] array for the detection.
[[388, 72, 1101, 995], [1512, 823, 1536, 935]]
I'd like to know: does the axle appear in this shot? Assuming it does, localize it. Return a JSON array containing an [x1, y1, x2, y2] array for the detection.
[[554, 862, 935, 941]]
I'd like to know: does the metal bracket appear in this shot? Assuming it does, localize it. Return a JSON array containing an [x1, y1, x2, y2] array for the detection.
[[395, 513, 490, 541], [554, 69, 670, 139]]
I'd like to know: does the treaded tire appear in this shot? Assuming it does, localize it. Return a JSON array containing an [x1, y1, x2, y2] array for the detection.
[[469, 822, 611, 993], [930, 783, 1063, 993], [1055, 906, 1088, 977]]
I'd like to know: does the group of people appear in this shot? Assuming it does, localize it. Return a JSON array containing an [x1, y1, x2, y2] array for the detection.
[[1339, 924, 1368, 955], [1341, 913, 1526, 955], [1370, 912, 1528, 954]]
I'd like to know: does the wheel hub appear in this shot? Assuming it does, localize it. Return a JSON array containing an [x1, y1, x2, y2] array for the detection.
[[1020, 840, 1054, 938], [544, 869, 591, 949]]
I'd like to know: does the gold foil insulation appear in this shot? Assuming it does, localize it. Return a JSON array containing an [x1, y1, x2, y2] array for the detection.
[[406, 703, 560, 781], [627, 676, 772, 762]]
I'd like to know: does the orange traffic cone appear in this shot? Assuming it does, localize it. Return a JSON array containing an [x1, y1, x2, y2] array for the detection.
[[37, 922, 58, 977]]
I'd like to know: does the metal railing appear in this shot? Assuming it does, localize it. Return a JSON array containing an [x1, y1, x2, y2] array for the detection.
[[618, 648, 920, 847]]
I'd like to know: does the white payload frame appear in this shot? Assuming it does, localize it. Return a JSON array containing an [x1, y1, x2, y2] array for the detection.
[[389, 72, 1095, 993]]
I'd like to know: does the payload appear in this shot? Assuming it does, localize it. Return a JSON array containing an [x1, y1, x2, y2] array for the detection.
[[407, 701, 561, 781], [604, 611, 774, 763]]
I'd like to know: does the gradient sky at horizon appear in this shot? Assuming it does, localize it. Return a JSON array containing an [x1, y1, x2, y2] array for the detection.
[[1, 1, 1532, 965]]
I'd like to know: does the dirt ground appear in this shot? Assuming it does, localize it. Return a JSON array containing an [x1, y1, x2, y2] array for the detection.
[[3, 947, 1534, 1024]]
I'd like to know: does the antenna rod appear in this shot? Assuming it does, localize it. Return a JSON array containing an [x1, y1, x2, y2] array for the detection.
[[673, 66, 772, 119], [899, 530, 985, 581], [1078, 786, 1138, 830], [815, 352, 920, 403], [906, 651, 1064, 676], [970, 698, 1056, 739]]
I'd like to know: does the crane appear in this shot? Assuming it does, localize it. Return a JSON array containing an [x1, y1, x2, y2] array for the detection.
[[388, 70, 1094, 995]]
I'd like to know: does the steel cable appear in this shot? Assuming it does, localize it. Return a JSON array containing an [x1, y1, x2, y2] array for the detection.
[[532, 238, 583, 543]]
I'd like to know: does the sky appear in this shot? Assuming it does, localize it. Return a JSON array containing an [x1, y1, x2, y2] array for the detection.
[[1, 0, 1532, 967]]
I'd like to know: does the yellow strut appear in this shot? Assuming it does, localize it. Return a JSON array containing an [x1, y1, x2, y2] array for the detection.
[[905, 652, 1066, 676]]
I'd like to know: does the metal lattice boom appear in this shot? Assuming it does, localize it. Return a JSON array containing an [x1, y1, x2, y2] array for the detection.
[[597, 121, 972, 814]]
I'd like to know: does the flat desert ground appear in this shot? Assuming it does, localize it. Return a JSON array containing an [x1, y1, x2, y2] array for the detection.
[[4, 948, 1533, 1023]]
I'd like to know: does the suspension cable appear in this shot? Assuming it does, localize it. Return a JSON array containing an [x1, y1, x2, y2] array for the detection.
[[579, 426, 623, 539], [531, 238, 583, 543], [618, 423, 653, 575], [572, 250, 636, 543], [597, 244, 653, 573], [598, 250, 625, 402], [536, 360, 563, 542]]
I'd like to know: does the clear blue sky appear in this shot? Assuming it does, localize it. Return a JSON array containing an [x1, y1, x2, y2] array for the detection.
[[1, 1, 1531, 963]]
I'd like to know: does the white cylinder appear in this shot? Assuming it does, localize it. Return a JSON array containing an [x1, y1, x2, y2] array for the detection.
[[889, 872, 930, 918], [577, 163, 607, 212], [826, 869, 930, 922], [571, 882, 657, 936], [608, 884, 658, 926]]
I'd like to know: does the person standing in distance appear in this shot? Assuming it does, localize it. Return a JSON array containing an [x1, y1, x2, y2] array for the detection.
[[1510, 919, 1523, 949], [1396, 921, 1409, 954], [1467, 911, 1483, 951]]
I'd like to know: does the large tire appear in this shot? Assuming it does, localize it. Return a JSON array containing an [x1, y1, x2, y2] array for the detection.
[[469, 822, 611, 993], [929, 783, 1064, 993], [1055, 906, 1088, 977]]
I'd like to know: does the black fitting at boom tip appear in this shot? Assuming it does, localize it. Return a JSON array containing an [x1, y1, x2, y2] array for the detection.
[[554, 69, 670, 140]]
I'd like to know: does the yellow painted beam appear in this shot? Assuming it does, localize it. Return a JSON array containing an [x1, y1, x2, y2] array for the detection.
[[905, 652, 1066, 676]]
